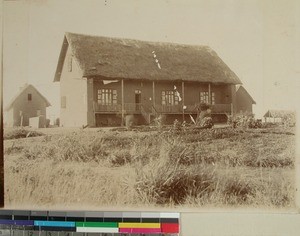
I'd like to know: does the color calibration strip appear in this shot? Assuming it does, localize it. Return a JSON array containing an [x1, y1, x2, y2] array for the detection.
[[0, 210, 180, 234]]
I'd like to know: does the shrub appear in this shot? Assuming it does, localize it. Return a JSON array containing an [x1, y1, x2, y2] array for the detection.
[[101, 133, 134, 148], [154, 114, 166, 129], [4, 144, 24, 155], [55, 118, 60, 126], [4, 128, 44, 140], [46, 119, 50, 128], [86, 137, 109, 159], [135, 163, 216, 205], [282, 113, 296, 127], [110, 150, 132, 166], [168, 144, 194, 165], [125, 115, 135, 129], [243, 153, 294, 168], [22, 132, 109, 162], [181, 128, 238, 143], [222, 176, 255, 204], [228, 114, 261, 129]]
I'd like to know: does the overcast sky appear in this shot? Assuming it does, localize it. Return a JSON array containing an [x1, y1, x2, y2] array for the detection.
[[2, 0, 300, 119]]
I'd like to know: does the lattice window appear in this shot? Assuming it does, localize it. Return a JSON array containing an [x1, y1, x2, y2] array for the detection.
[[200, 91, 209, 104], [162, 91, 179, 105], [200, 91, 215, 104], [97, 89, 117, 105], [211, 92, 215, 105]]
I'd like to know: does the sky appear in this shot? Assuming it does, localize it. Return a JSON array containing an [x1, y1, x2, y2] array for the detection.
[[2, 0, 300, 120]]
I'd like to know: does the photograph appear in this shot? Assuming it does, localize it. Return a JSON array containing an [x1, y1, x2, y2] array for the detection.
[[2, 0, 298, 213]]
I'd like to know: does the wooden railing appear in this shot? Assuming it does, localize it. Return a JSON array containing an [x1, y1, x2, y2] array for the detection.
[[155, 105, 182, 113], [124, 103, 142, 112], [211, 104, 232, 114], [93, 103, 121, 112], [94, 102, 232, 114], [140, 105, 150, 124]]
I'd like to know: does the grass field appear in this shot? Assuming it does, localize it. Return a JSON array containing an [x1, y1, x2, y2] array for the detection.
[[4, 125, 296, 209]]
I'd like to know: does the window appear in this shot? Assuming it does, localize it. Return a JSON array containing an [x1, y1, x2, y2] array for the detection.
[[211, 92, 215, 105], [200, 92, 209, 104], [200, 91, 215, 104], [68, 55, 72, 72], [61, 96, 66, 108], [97, 89, 117, 105], [28, 93, 32, 101], [161, 91, 179, 105]]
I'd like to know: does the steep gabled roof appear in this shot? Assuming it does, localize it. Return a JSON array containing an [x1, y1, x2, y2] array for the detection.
[[54, 32, 242, 84], [236, 85, 256, 104], [263, 110, 295, 118], [5, 84, 51, 111]]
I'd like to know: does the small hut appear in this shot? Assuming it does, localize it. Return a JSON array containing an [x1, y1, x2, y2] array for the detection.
[[5, 84, 51, 127], [263, 110, 295, 124]]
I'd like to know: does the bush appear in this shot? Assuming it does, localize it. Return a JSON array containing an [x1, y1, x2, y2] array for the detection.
[[228, 114, 261, 129], [4, 128, 44, 140], [101, 133, 133, 148], [4, 144, 24, 155], [55, 118, 60, 126], [110, 150, 132, 166], [181, 128, 238, 143], [135, 163, 216, 205], [46, 119, 50, 128], [154, 115, 166, 129], [222, 176, 255, 204], [282, 113, 296, 127], [125, 115, 135, 129]]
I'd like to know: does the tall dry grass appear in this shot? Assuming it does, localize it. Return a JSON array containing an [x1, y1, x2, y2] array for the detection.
[[4, 126, 295, 208]]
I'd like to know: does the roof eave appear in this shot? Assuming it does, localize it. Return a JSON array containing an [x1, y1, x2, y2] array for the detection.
[[53, 36, 69, 82]]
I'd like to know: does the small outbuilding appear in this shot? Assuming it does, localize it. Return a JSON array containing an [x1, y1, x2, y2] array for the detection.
[[4, 84, 51, 127], [235, 85, 256, 115], [263, 110, 296, 124]]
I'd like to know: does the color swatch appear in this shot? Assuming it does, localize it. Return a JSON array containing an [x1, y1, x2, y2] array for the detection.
[[0, 210, 180, 234]]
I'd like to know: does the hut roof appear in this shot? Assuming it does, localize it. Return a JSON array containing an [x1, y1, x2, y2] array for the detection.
[[54, 32, 242, 84], [5, 84, 51, 111], [263, 110, 295, 118], [236, 85, 256, 104]]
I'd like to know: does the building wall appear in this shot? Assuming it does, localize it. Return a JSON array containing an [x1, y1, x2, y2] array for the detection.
[[211, 84, 233, 104], [231, 85, 237, 115], [60, 45, 87, 127], [236, 89, 253, 114], [91, 80, 234, 107], [90, 79, 235, 126], [4, 109, 14, 127], [92, 79, 153, 105], [9, 86, 47, 127]]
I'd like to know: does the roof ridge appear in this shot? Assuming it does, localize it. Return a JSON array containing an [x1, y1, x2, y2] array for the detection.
[[65, 32, 211, 50], [54, 32, 242, 84]]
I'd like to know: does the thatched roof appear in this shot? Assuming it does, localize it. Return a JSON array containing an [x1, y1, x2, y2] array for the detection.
[[263, 110, 295, 118], [54, 32, 242, 84], [236, 85, 256, 104], [5, 84, 51, 111]]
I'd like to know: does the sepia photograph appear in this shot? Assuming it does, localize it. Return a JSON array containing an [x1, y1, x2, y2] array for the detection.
[[2, 0, 299, 213]]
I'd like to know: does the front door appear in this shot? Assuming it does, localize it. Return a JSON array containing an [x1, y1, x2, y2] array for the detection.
[[135, 90, 141, 111]]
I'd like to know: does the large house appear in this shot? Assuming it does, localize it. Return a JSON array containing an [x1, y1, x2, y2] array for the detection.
[[54, 32, 251, 127], [5, 84, 51, 127]]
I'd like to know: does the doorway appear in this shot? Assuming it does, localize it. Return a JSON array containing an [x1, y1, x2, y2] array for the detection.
[[135, 90, 141, 111]]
